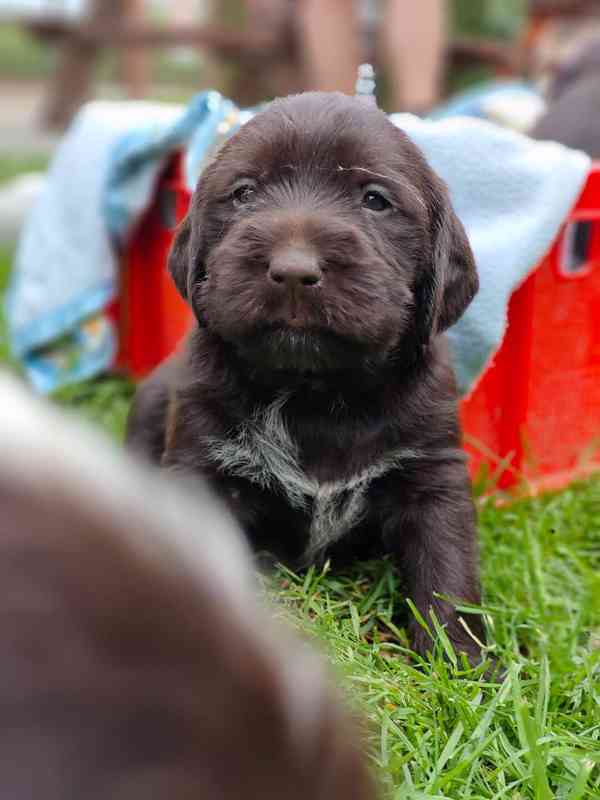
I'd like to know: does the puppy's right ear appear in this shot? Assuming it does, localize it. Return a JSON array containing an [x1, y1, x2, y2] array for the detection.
[[168, 213, 192, 301]]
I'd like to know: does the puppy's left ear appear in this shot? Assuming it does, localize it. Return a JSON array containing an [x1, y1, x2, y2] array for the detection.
[[433, 187, 478, 333], [418, 182, 478, 342], [168, 213, 192, 301]]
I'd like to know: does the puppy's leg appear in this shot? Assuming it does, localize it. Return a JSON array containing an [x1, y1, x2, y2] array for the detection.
[[125, 376, 169, 461], [125, 352, 185, 462], [383, 476, 485, 664]]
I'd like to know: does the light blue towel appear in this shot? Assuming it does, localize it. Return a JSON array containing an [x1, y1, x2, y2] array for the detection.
[[5, 92, 241, 392], [429, 79, 541, 122], [391, 112, 590, 393], [6, 91, 591, 394], [5, 99, 184, 392]]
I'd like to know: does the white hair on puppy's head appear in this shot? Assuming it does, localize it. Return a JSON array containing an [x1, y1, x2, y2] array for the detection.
[[355, 63, 377, 105]]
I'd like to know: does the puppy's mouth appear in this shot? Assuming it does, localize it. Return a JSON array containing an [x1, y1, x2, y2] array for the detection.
[[232, 323, 372, 373]]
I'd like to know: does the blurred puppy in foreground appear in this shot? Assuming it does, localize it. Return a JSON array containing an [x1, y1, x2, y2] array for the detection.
[[0, 373, 376, 800]]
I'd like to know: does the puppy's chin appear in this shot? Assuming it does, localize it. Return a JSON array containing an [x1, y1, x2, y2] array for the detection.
[[231, 325, 378, 374]]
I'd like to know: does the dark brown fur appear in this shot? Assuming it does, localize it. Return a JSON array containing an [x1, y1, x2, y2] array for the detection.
[[0, 376, 376, 800], [127, 92, 484, 662], [531, 36, 600, 157]]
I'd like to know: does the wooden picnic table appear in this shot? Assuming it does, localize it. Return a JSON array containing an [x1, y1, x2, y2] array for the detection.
[[21, 0, 524, 129]]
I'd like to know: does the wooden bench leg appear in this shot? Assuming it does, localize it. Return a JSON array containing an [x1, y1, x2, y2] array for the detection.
[[42, 0, 151, 129], [118, 0, 150, 99], [42, 35, 98, 129]]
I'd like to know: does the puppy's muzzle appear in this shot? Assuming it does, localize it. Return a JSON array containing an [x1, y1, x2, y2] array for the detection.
[[268, 245, 322, 290]]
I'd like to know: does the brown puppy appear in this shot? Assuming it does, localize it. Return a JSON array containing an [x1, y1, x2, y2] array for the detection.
[[531, 36, 600, 273], [531, 35, 600, 158], [0, 374, 375, 800], [127, 92, 483, 663]]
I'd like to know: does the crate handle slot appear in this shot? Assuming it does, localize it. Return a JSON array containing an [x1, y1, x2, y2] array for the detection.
[[158, 188, 178, 231], [559, 220, 599, 278]]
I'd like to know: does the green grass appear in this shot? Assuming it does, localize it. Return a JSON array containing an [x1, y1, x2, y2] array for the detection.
[[0, 244, 14, 364], [1, 155, 599, 798], [0, 153, 50, 184], [0, 24, 55, 80], [266, 484, 600, 798]]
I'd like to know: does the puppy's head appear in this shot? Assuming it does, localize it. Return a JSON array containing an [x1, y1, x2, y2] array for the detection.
[[170, 92, 477, 374], [546, 35, 600, 100]]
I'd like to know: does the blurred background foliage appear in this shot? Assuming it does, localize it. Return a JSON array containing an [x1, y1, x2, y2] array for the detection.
[[449, 0, 527, 93], [0, 0, 528, 93], [453, 0, 526, 39]]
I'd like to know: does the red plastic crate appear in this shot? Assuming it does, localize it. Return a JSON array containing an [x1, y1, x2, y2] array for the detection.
[[114, 155, 193, 378], [118, 154, 600, 493], [461, 166, 600, 492]]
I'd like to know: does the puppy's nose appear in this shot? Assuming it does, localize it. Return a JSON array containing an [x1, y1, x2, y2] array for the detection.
[[268, 247, 322, 289]]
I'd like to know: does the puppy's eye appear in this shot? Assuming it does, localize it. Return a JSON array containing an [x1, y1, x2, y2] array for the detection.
[[362, 186, 392, 212], [232, 182, 257, 207]]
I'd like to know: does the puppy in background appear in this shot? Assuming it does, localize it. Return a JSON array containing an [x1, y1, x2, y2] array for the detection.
[[531, 34, 600, 157], [127, 92, 484, 664], [0, 374, 375, 800], [530, 33, 600, 273]]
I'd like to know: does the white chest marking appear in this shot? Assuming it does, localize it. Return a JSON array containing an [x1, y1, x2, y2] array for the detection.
[[205, 395, 426, 561]]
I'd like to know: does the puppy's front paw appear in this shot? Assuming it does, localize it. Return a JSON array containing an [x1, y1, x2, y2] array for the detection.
[[409, 621, 492, 674]]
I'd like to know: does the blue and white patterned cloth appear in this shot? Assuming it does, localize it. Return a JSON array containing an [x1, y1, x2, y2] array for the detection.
[[5, 90, 590, 393], [6, 92, 245, 392]]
